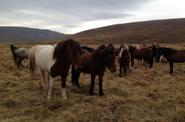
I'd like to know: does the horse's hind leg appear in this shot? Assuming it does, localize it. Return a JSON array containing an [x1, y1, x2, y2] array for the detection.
[[47, 75, 54, 101], [39, 69, 45, 89]]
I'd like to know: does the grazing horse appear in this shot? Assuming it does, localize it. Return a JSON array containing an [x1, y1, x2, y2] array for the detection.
[[117, 45, 130, 77], [72, 44, 117, 96], [129, 44, 156, 68], [10, 45, 29, 69], [29, 39, 82, 101], [155, 47, 185, 74]]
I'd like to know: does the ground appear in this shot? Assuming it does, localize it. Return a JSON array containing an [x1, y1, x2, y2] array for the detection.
[[0, 43, 185, 122]]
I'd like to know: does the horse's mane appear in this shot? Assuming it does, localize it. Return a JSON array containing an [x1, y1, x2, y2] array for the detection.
[[53, 39, 73, 60], [81, 45, 94, 52]]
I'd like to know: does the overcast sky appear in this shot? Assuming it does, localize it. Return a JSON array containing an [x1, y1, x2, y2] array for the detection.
[[0, 0, 184, 34]]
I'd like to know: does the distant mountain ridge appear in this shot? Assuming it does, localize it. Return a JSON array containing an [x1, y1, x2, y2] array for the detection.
[[72, 18, 185, 44], [0, 27, 64, 43]]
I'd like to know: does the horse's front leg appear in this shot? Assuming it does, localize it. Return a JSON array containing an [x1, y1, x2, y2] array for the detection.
[[89, 74, 96, 95], [71, 65, 76, 85], [61, 74, 67, 99], [169, 62, 173, 74], [98, 74, 104, 96], [47, 75, 54, 101]]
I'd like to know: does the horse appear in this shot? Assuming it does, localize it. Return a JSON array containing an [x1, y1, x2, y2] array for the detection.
[[71, 45, 94, 88], [29, 39, 82, 101], [10, 45, 29, 69], [129, 44, 156, 68], [72, 44, 117, 96], [117, 45, 130, 77], [155, 47, 185, 74]]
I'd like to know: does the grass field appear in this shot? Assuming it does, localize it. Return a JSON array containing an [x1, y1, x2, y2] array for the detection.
[[0, 43, 185, 122]]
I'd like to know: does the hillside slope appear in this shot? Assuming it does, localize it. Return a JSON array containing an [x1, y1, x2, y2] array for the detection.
[[72, 18, 185, 44], [0, 27, 64, 43]]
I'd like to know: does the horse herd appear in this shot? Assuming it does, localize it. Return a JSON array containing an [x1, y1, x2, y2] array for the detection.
[[10, 39, 185, 101]]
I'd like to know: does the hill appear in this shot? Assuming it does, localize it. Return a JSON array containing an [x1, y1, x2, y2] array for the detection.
[[72, 18, 185, 44], [0, 27, 65, 43]]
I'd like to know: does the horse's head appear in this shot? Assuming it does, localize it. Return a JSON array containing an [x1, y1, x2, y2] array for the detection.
[[103, 44, 116, 73]]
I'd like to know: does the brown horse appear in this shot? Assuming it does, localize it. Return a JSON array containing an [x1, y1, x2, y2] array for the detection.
[[71, 45, 94, 88], [72, 44, 117, 96], [129, 44, 156, 68], [155, 47, 185, 74], [117, 45, 130, 77]]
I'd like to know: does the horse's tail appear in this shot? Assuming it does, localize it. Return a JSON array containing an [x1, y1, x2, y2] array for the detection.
[[10, 45, 18, 67], [29, 46, 37, 78]]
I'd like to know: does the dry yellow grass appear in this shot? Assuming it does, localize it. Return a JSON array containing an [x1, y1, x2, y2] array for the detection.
[[0, 43, 185, 122]]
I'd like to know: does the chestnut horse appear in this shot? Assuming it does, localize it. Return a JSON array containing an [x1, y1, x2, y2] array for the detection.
[[29, 39, 82, 101], [72, 44, 117, 96], [71, 45, 94, 88], [129, 45, 156, 68], [155, 47, 185, 74]]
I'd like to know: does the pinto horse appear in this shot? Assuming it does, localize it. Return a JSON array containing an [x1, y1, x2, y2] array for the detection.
[[155, 47, 185, 74], [72, 44, 116, 96], [29, 39, 82, 101], [117, 45, 130, 77], [10, 45, 29, 69], [129, 45, 156, 68]]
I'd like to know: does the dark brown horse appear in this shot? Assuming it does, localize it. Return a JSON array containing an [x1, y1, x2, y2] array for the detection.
[[129, 45, 156, 68], [117, 45, 130, 77], [72, 44, 117, 96], [155, 47, 185, 74]]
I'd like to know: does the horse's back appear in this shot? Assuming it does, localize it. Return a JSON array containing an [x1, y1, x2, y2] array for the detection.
[[15, 48, 29, 58], [34, 45, 55, 72]]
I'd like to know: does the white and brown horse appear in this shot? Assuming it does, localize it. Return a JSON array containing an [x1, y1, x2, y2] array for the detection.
[[29, 39, 82, 101]]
